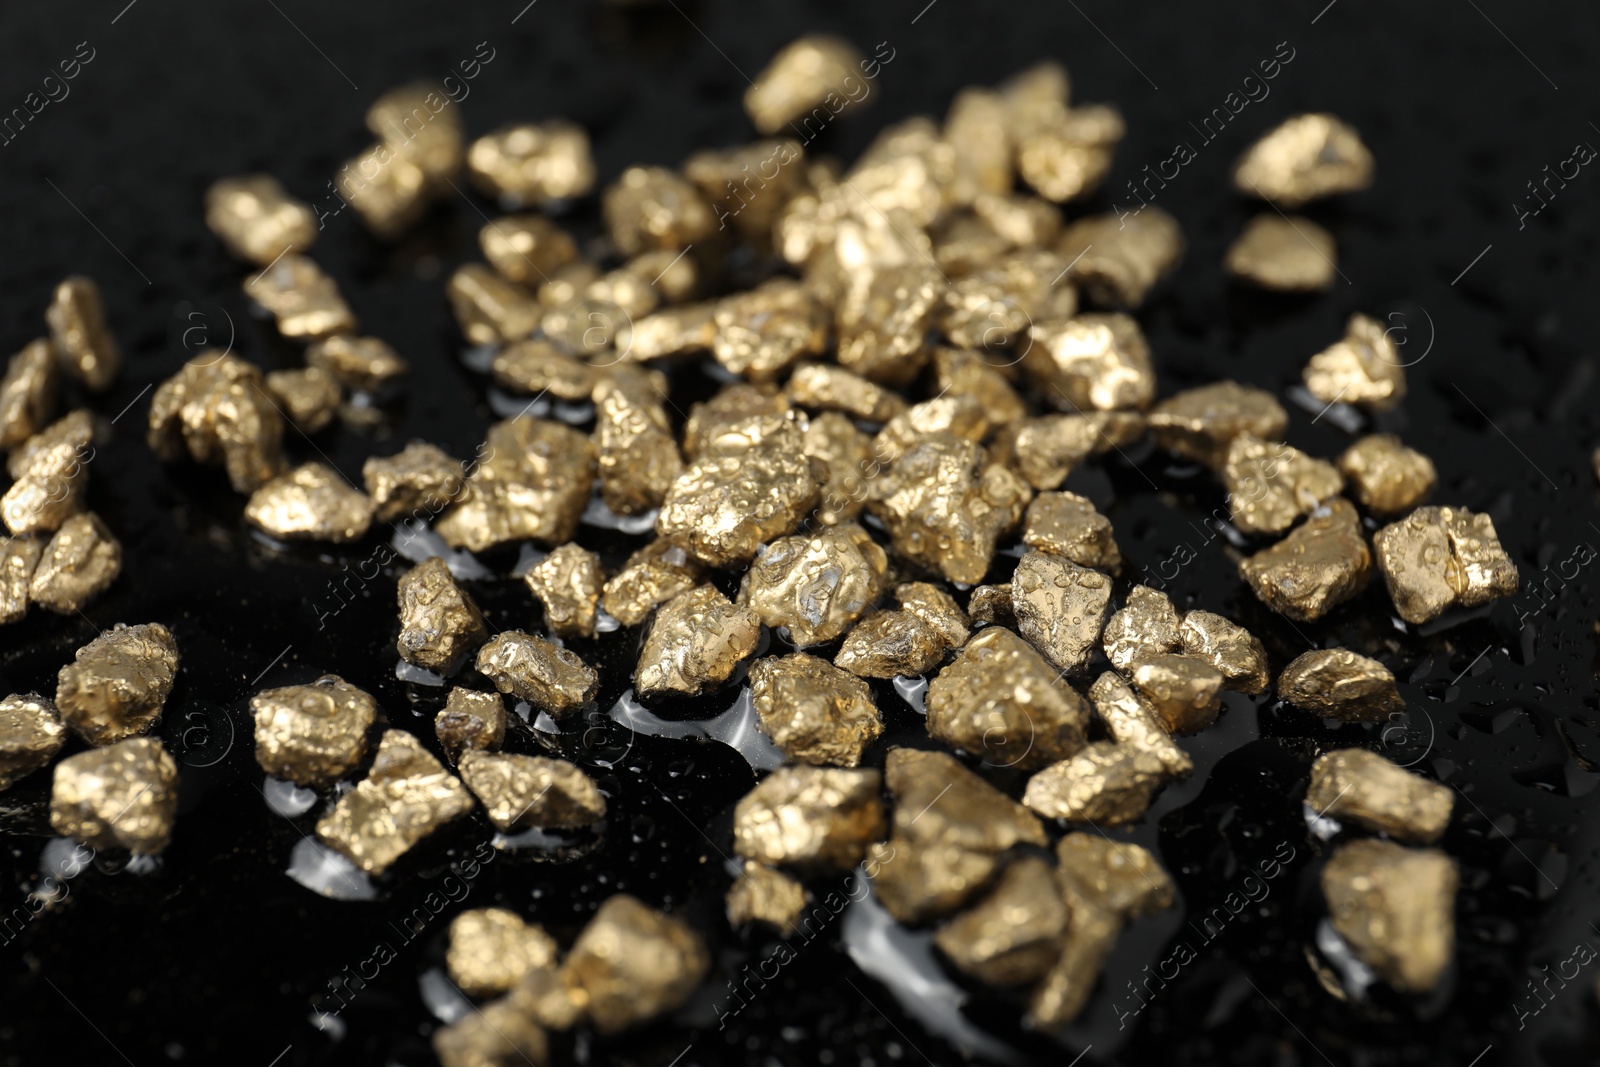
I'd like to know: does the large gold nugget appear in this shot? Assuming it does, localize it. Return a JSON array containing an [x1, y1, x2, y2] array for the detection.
[[316, 730, 473, 875], [1337, 435, 1435, 516], [245, 462, 374, 544], [711, 280, 829, 382], [46, 276, 120, 391], [480, 214, 578, 286], [447, 908, 559, 999], [744, 35, 868, 135], [434, 688, 506, 763], [1024, 313, 1155, 412], [0, 339, 59, 449], [1101, 585, 1181, 673], [243, 255, 356, 340], [1234, 113, 1374, 207], [446, 263, 541, 345], [56, 623, 180, 746], [1303, 313, 1406, 411], [1240, 499, 1372, 622], [1012, 550, 1112, 674], [739, 523, 887, 647], [600, 539, 702, 627], [362, 442, 465, 524], [1178, 611, 1269, 694], [1130, 653, 1224, 735], [476, 631, 598, 719], [562, 895, 709, 1034], [749, 653, 883, 767], [1372, 505, 1518, 624], [432, 996, 548, 1067], [1278, 648, 1403, 722], [147, 353, 286, 493], [1148, 381, 1287, 468], [835, 264, 945, 387], [1321, 839, 1455, 994], [593, 372, 682, 516], [468, 121, 595, 205], [204, 175, 317, 266], [29, 512, 121, 614], [927, 628, 1089, 770], [934, 856, 1069, 987], [50, 738, 178, 854], [634, 585, 760, 699], [727, 862, 808, 936], [602, 166, 716, 256], [0, 693, 66, 790], [733, 765, 885, 873], [1308, 749, 1453, 844], [1023, 742, 1167, 824], [397, 557, 489, 674], [459, 750, 605, 831], [251, 675, 377, 787], [525, 544, 602, 639], [305, 334, 408, 393], [1224, 214, 1337, 291], [1222, 434, 1343, 536], [436, 418, 595, 552], [1056, 209, 1183, 308], [1087, 671, 1191, 779]]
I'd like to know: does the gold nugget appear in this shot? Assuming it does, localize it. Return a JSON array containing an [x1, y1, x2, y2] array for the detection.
[[245, 463, 374, 543], [727, 862, 808, 935], [739, 523, 887, 647], [447, 908, 559, 999], [435, 688, 506, 763], [1225, 214, 1337, 291], [316, 729, 474, 874], [749, 653, 882, 767], [1023, 742, 1168, 824], [251, 674, 377, 787], [562, 895, 709, 1034], [1337, 435, 1435, 516], [1240, 499, 1372, 622], [29, 512, 121, 614], [492, 339, 596, 399], [635, 585, 760, 698], [1101, 585, 1181, 673], [447, 264, 541, 345], [872, 395, 990, 465], [148, 353, 286, 492], [366, 82, 464, 191], [265, 367, 339, 434], [1015, 105, 1125, 204], [745, 35, 868, 135], [3, 411, 89, 535], [1012, 550, 1112, 674], [1056, 209, 1183, 308], [1024, 313, 1155, 412], [786, 362, 906, 423], [459, 750, 605, 831], [1, 536, 44, 624], [476, 631, 598, 719], [432, 996, 547, 1067], [600, 539, 702, 627], [711, 280, 829, 382], [1234, 113, 1374, 207], [480, 214, 578, 286], [1024, 491, 1122, 572], [1223, 434, 1343, 536], [56, 623, 179, 746], [436, 418, 595, 551], [681, 383, 789, 459], [593, 372, 682, 516], [967, 583, 1014, 626], [1308, 748, 1452, 844], [1321, 838, 1455, 994], [336, 143, 429, 239], [1148, 382, 1287, 468], [733, 765, 885, 873], [0, 693, 66, 790], [926, 626, 1089, 770], [999, 411, 1144, 490], [50, 738, 178, 854], [243, 255, 356, 340], [935, 857, 1069, 986], [468, 121, 596, 205], [1372, 505, 1518, 624], [0, 339, 59, 449], [803, 412, 872, 526], [835, 264, 945, 386], [305, 334, 409, 393], [1178, 611, 1269, 694], [1278, 648, 1403, 722], [398, 557, 489, 674], [1303, 313, 1406, 411], [526, 544, 602, 639], [204, 175, 317, 266], [1130, 653, 1223, 734], [685, 139, 807, 242], [602, 166, 716, 256], [362, 442, 465, 524], [46, 276, 120, 391], [1087, 671, 1191, 779]]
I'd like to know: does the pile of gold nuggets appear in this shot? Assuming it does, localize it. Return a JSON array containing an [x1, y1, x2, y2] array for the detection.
[[0, 32, 1523, 1063]]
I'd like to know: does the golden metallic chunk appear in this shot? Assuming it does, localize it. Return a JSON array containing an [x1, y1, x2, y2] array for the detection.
[[1130, 653, 1223, 735], [46, 276, 120, 391], [0, 535, 42, 625], [935, 348, 1026, 427], [2, 411, 89, 535], [447, 908, 559, 999], [148, 353, 286, 492], [468, 121, 596, 205], [304, 334, 408, 393], [437, 418, 595, 551], [1372, 505, 1519, 625], [896, 581, 970, 648], [1308, 748, 1452, 844], [0, 693, 65, 790], [1321, 838, 1456, 994], [656, 416, 823, 568], [681, 384, 789, 459], [29, 512, 121, 614], [1337, 435, 1436, 516], [843, 116, 957, 227], [932, 212, 1012, 277], [492, 340, 596, 399], [1303, 313, 1406, 411], [727, 862, 808, 935], [945, 88, 1013, 200], [600, 539, 702, 627], [803, 412, 871, 527], [563, 895, 710, 1034], [710, 280, 828, 382], [1087, 671, 1191, 779], [336, 143, 430, 240], [316, 729, 473, 875], [265, 367, 339, 434], [1223, 434, 1344, 536], [834, 607, 952, 679], [447, 264, 541, 346], [634, 585, 761, 699], [685, 139, 807, 241], [1012, 550, 1113, 674], [480, 215, 578, 287], [1178, 611, 1269, 694], [1029, 896, 1119, 1030], [1101, 585, 1181, 673], [973, 190, 1063, 249], [602, 166, 716, 256], [1056, 209, 1183, 308], [1015, 105, 1125, 203], [1024, 313, 1154, 412], [1225, 214, 1337, 291], [749, 653, 883, 767], [967, 583, 1013, 626], [593, 371, 682, 516], [432, 995, 548, 1067], [1278, 648, 1403, 722], [510, 964, 585, 1032], [745, 35, 868, 135], [366, 82, 464, 190], [476, 631, 598, 719], [620, 303, 716, 361], [1023, 491, 1122, 572], [733, 765, 885, 873], [251, 675, 377, 787], [1148, 382, 1287, 468], [243, 255, 356, 340], [245, 462, 373, 544], [56, 623, 179, 747], [1000, 60, 1070, 138], [999, 411, 1145, 490], [786, 362, 906, 423], [50, 738, 178, 855], [459, 750, 605, 831], [1240, 498, 1372, 622], [525, 544, 602, 639], [1023, 742, 1167, 823], [398, 557, 489, 674], [204, 175, 317, 266], [0, 339, 59, 449], [435, 688, 506, 763], [935, 856, 1069, 986], [1235, 113, 1374, 207], [835, 264, 944, 387], [926, 626, 1089, 770], [362, 442, 465, 524], [872, 395, 990, 465], [739, 523, 887, 646], [939, 250, 1069, 349]]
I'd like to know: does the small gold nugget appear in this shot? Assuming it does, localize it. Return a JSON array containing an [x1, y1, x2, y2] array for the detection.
[[316, 729, 474, 875], [1057, 209, 1183, 308], [998, 411, 1144, 490], [245, 462, 374, 543], [833, 607, 950, 679], [204, 175, 317, 266], [1303, 313, 1406, 411], [1024, 313, 1155, 412], [602, 166, 716, 256], [46, 276, 120, 392], [432, 997, 547, 1067], [934, 348, 1026, 426], [468, 121, 596, 205], [733, 765, 885, 873], [459, 750, 605, 831], [710, 280, 829, 382], [50, 738, 178, 854], [1014, 104, 1125, 204], [56, 623, 180, 746], [1372, 505, 1518, 624], [600, 539, 702, 627], [1087, 671, 1191, 779], [435, 688, 506, 763], [635, 584, 761, 698], [622, 303, 717, 361], [243, 255, 357, 340], [148, 353, 286, 493], [1234, 113, 1374, 207], [436, 417, 595, 552], [0, 338, 59, 449], [940, 252, 1071, 351], [1012, 550, 1112, 674], [0, 535, 43, 625], [1321, 838, 1456, 994], [397, 557, 489, 674], [872, 395, 990, 465], [744, 35, 868, 135], [1101, 585, 1181, 673], [727, 862, 808, 936], [926, 626, 1089, 770], [1308, 748, 1452, 844], [476, 631, 598, 719], [935, 856, 1069, 987], [0, 693, 66, 790], [847, 113, 956, 224], [447, 908, 559, 999], [492, 339, 597, 400], [562, 895, 709, 1034], [251, 674, 377, 787], [1337, 434, 1436, 516], [681, 383, 789, 459], [1021, 492, 1121, 573], [1223, 434, 1344, 536], [802, 411, 872, 526], [967, 583, 1014, 626], [3, 411, 90, 535], [1023, 742, 1168, 824], [786, 362, 907, 423], [748, 653, 883, 767], [480, 214, 578, 286], [1224, 214, 1337, 291], [525, 544, 602, 639], [265, 367, 339, 434], [30, 512, 121, 614], [362, 442, 465, 524], [336, 143, 430, 240], [593, 371, 682, 516], [446, 263, 541, 345], [1148, 382, 1288, 468], [1240, 499, 1372, 622], [739, 523, 887, 647], [1278, 648, 1403, 722], [1130, 653, 1223, 734], [1178, 611, 1269, 694], [304, 334, 409, 393], [365, 82, 464, 191], [835, 263, 945, 387], [685, 139, 807, 242]]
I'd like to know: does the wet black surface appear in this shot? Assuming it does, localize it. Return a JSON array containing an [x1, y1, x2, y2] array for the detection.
[[2, 1, 1599, 1065]]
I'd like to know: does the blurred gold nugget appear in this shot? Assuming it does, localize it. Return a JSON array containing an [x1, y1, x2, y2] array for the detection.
[[30, 512, 121, 614], [934, 347, 1027, 427], [476, 630, 598, 718], [1303, 312, 1406, 411], [749, 653, 882, 767], [1057, 208, 1183, 308], [316, 729, 474, 874], [265, 366, 339, 433], [251, 674, 377, 787], [999, 411, 1144, 490], [602, 166, 716, 256], [562, 895, 709, 1034], [436, 417, 595, 551], [1012, 550, 1112, 674], [935, 856, 1069, 986], [711, 279, 828, 382], [1178, 610, 1269, 694], [50, 738, 178, 855], [0, 693, 65, 790], [366, 82, 464, 192], [1337, 434, 1435, 516], [337, 142, 430, 239], [1087, 671, 1191, 780], [468, 121, 596, 205], [204, 175, 317, 266], [600, 539, 702, 627], [1308, 748, 1453, 844], [447, 263, 541, 345], [1025, 312, 1154, 412], [1023, 491, 1122, 572], [525, 543, 601, 639], [684, 139, 807, 241], [1130, 653, 1223, 734], [1223, 434, 1343, 536], [1225, 214, 1337, 291], [1321, 838, 1455, 994], [148, 353, 286, 492], [926, 626, 1089, 770], [47, 276, 120, 392], [1278, 648, 1403, 722], [634, 584, 760, 698], [447, 908, 559, 999], [56, 623, 179, 747], [727, 862, 808, 935], [1148, 381, 1286, 468], [786, 361, 906, 423], [593, 371, 682, 516], [733, 765, 885, 873], [305, 334, 408, 392], [0, 536, 43, 625], [1023, 741, 1167, 824], [492, 339, 596, 399], [434, 687, 506, 763], [433, 997, 546, 1067], [739, 523, 887, 647], [397, 557, 489, 674], [803, 411, 872, 526], [0, 338, 59, 449], [1235, 113, 1374, 207], [1372, 505, 1518, 624], [245, 462, 374, 543], [362, 442, 465, 523], [2, 411, 90, 535], [744, 35, 869, 135], [1240, 498, 1372, 622], [945, 87, 1014, 200], [1101, 585, 1181, 673], [480, 214, 578, 286], [459, 750, 605, 831], [244, 255, 356, 340], [1015, 104, 1125, 204]]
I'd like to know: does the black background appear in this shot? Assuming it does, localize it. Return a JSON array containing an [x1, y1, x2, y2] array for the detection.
[[2, 1, 1599, 1065]]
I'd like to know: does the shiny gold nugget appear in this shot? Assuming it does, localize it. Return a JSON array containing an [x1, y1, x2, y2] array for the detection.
[[476, 631, 598, 719], [398, 557, 489, 674], [480, 214, 578, 286], [967, 583, 1014, 626], [245, 462, 374, 544], [251, 675, 377, 787], [29, 512, 121, 614], [1023, 742, 1168, 824], [600, 539, 702, 627], [147, 353, 286, 493], [447, 907, 559, 999], [786, 362, 907, 423], [1015, 104, 1124, 204], [1101, 585, 1181, 673], [739, 523, 887, 647], [835, 264, 945, 387], [1012, 550, 1113, 674], [1240, 499, 1372, 622], [935, 856, 1068, 987], [562, 895, 709, 1034], [1308, 748, 1452, 844], [362, 442, 465, 524], [1179, 611, 1269, 694], [1021, 493, 1121, 575], [204, 175, 317, 266], [243, 255, 356, 340], [749, 653, 882, 767], [264, 367, 339, 434], [1024, 313, 1154, 412], [2, 412, 89, 535], [432, 996, 547, 1067], [447, 263, 541, 345], [1234, 113, 1374, 207], [603, 166, 716, 256], [727, 862, 808, 935], [56, 623, 179, 747], [594, 372, 682, 516], [468, 121, 595, 205], [436, 418, 595, 552], [492, 339, 597, 399], [1303, 313, 1406, 411], [316, 729, 473, 875], [1148, 381, 1287, 468], [1278, 648, 1403, 722], [524, 544, 601, 639], [365, 82, 464, 191], [1088, 671, 1191, 779], [834, 606, 956, 680], [304, 334, 408, 393], [711, 280, 828, 382], [1337, 434, 1435, 516], [0, 693, 65, 790], [50, 738, 178, 854], [1000, 411, 1144, 490], [934, 348, 1026, 427], [435, 688, 506, 763], [681, 383, 789, 459], [1321, 838, 1455, 994], [1225, 214, 1337, 291], [1223, 434, 1343, 536], [1130, 653, 1223, 735], [459, 750, 605, 831], [1056, 208, 1183, 308], [0, 338, 58, 450], [0, 535, 42, 625], [685, 139, 807, 242], [635, 585, 760, 698], [745, 35, 868, 135], [47, 276, 120, 391], [1372, 505, 1518, 624], [803, 412, 872, 527], [872, 395, 990, 465], [733, 765, 885, 873], [337, 142, 429, 240]]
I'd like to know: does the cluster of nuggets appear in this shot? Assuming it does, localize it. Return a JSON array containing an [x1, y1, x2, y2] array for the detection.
[[0, 32, 1524, 1062]]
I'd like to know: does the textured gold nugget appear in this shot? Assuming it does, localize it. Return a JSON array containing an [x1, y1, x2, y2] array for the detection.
[[435, 688, 506, 763], [1024, 313, 1154, 412], [304, 334, 408, 393], [1278, 648, 1403, 722], [0, 339, 59, 449], [362, 442, 465, 524], [935, 857, 1069, 986], [727, 863, 808, 935], [602, 166, 716, 256], [0, 535, 43, 625], [711, 280, 829, 382], [397, 557, 489, 674], [635, 585, 760, 698], [476, 631, 598, 719], [204, 175, 317, 266], [1130, 653, 1223, 734], [436, 418, 595, 552], [1178, 610, 1269, 694], [1321, 838, 1455, 994], [47, 276, 120, 391], [1021, 491, 1122, 572], [29, 512, 121, 614], [733, 765, 885, 873], [525, 544, 602, 639], [1023, 742, 1168, 824], [600, 539, 702, 627], [1235, 113, 1374, 207], [317, 729, 473, 875], [447, 908, 559, 999], [148, 353, 286, 492], [744, 35, 867, 134], [245, 462, 374, 543], [459, 750, 605, 831], [835, 263, 945, 387], [1149, 381, 1287, 468], [1057, 209, 1183, 308], [468, 121, 595, 205], [0, 693, 66, 790], [432, 997, 547, 1067], [685, 139, 807, 243], [562, 895, 709, 1034], [446, 264, 541, 345], [1101, 585, 1181, 672], [999, 411, 1144, 490], [1223, 434, 1343, 536], [1372, 505, 1518, 624], [748, 653, 882, 767], [872, 395, 990, 465], [786, 362, 906, 423], [251, 675, 376, 787], [244, 255, 356, 340], [1087, 671, 1191, 779], [1012, 550, 1113, 674], [1308, 748, 1452, 844], [1240, 499, 1372, 622], [1224, 214, 1337, 291], [265, 367, 339, 433], [3, 410, 90, 535], [803, 412, 872, 526], [479, 214, 578, 286], [50, 738, 178, 854], [56, 623, 179, 746], [739, 523, 887, 647], [593, 370, 682, 516], [1337, 435, 1435, 516], [1303, 313, 1406, 411]]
